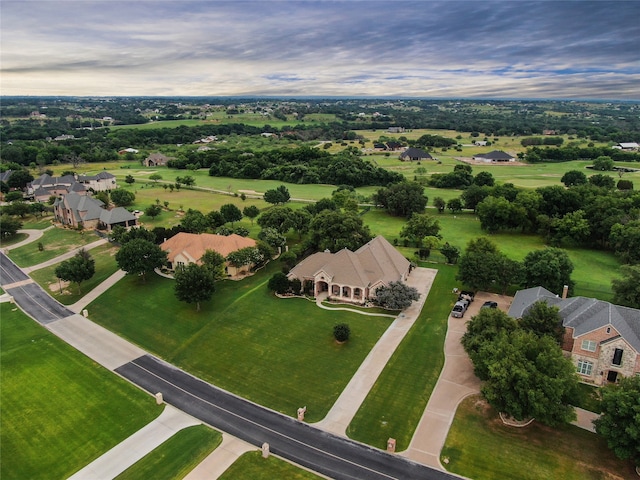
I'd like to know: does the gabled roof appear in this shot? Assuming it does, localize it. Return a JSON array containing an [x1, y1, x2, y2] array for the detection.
[[400, 147, 432, 160], [160, 232, 257, 264], [288, 235, 410, 290], [508, 286, 640, 352], [77, 171, 116, 182], [31, 174, 76, 188], [99, 207, 136, 225], [0, 170, 13, 183], [618, 142, 639, 148], [475, 150, 514, 160]]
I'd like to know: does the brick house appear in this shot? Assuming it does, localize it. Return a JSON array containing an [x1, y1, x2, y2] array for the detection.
[[287, 236, 411, 305], [508, 286, 640, 385], [160, 232, 257, 277], [53, 192, 137, 231]]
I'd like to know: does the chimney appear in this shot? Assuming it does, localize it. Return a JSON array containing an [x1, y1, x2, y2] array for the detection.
[[562, 285, 568, 299]]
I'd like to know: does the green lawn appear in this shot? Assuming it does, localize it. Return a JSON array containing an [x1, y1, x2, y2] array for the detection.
[[29, 243, 120, 304], [20, 215, 55, 229], [219, 451, 324, 480], [0, 303, 163, 480], [0, 232, 28, 247], [88, 261, 393, 422], [114, 425, 222, 480], [6, 227, 100, 267], [573, 383, 602, 414], [441, 395, 635, 480], [347, 264, 456, 450]]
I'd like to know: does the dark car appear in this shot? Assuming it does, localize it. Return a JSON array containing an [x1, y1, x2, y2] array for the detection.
[[481, 301, 498, 309]]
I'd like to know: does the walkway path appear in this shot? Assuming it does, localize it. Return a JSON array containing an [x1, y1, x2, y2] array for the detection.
[[313, 267, 438, 436], [69, 269, 126, 313], [3, 226, 54, 251], [184, 433, 256, 480], [573, 407, 599, 433], [68, 405, 201, 480]]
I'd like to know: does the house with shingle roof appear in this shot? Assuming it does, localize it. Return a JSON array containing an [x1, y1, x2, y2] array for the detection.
[[287, 236, 411, 305], [28, 172, 117, 201], [160, 232, 258, 277], [399, 147, 433, 162], [473, 150, 515, 162], [144, 152, 171, 167], [508, 286, 640, 385], [53, 192, 137, 231]]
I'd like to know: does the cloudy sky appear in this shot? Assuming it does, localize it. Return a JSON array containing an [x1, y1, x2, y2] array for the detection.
[[2, 0, 639, 99]]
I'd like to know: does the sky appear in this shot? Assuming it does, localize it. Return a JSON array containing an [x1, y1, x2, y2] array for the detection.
[[1, 0, 639, 100]]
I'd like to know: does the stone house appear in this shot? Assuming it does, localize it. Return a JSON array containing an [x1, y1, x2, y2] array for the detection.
[[508, 286, 640, 385], [160, 232, 257, 277], [53, 192, 137, 231], [144, 153, 171, 167], [28, 172, 117, 201], [287, 236, 411, 305]]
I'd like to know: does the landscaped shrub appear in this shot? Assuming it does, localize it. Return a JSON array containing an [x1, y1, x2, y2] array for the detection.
[[333, 323, 350, 343]]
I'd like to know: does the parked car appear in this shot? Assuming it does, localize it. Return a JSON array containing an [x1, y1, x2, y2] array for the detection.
[[458, 290, 475, 304], [451, 300, 469, 318], [481, 301, 498, 309]]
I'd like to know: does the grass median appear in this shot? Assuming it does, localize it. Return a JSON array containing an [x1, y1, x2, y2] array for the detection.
[[6, 227, 99, 267], [0, 303, 162, 479], [346, 264, 456, 450], [88, 261, 394, 422]]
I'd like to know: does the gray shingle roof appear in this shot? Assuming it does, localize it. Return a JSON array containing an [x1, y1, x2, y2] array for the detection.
[[475, 150, 514, 160], [400, 147, 432, 160], [509, 286, 640, 352], [99, 207, 136, 225]]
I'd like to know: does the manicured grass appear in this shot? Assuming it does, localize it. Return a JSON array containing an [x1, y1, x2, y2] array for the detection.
[[218, 451, 323, 480], [88, 261, 393, 422], [573, 383, 602, 414], [0, 303, 163, 480], [21, 215, 55, 229], [6, 227, 99, 267], [29, 243, 120, 304], [347, 264, 457, 450], [0, 232, 28, 247], [114, 425, 222, 480], [441, 395, 635, 480]]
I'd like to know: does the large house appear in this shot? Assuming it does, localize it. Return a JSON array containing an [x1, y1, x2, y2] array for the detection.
[[287, 235, 411, 305], [508, 286, 640, 385], [160, 232, 257, 277], [472, 150, 515, 162], [144, 153, 171, 167], [28, 172, 117, 201], [399, 147, 433, 162], [53, 192, 137, 231]]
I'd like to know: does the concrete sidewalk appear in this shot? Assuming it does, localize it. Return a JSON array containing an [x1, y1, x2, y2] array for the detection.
[[573, 407, 599, 433], [184, 433, 255, 480], [2, 226, 53, 251], [68, 405, 201, 480], [69, 269, 126, 313], [314, 267, 438, 436]]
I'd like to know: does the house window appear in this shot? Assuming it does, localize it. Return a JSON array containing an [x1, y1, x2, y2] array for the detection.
[[577, 360, 593, 376], [606, 327, 611, 334], [581, 340, 597, 352], [612, 348, 623, 366]]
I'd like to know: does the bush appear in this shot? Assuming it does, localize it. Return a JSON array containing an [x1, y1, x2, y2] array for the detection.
[[333, 323, 351, 343]]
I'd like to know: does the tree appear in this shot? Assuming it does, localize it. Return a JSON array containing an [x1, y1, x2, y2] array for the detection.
[[433, 196, 446, 213], [205, 210, 225, 230], [181, 209, 208, 233], [549, 209, 591, 246], [561, 170, 587, 187], [145, 204, 162, 219], [374, 281, 420, 310], [474, 171, 495, 187], [523, 248, 575, 296], [149, 173, 162, 183], [176, 175, 195, 187], [594, 375, 640, 467], [268, 272, 291, 294], [258, 227, 286, 249], [226, 247, 263, 269], [124, 174, 135, 185], [373, 182, 426, 217], [7, 170, 33, 190], [110, 188, 136, 207], [243, 205, 260, 225], [333, 323, 351, 343], [0, 214, 22, 239], [399, 213, 441, 246], [289, 209, 311, 239], [220, 203, 242, 226], [174, 263, 215, 311], [457, 237, 508, 291], [308, 210, 372, 252], [115, 238, 167, 283], [589, 174, 615, 189], [609, 220, 640, 264], [257, 206, 294, 234], [520, 300, 564, 343], [446, 197, 463, 214], [617, 179, 634, 190], [54, 249, 95, 294], [200, 249, 226, 281], [593, 155, 614, 171], [263, 185, 290, 205], [478, 329, 578, 426], [440, 242, 460, 264], [612, 265, 640, 309]]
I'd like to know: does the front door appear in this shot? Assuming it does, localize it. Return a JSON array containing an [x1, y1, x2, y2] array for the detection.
[[606, 370, 618, 383]]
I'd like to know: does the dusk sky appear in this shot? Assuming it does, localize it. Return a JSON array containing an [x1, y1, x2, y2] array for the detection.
[[2, 0, 639, 99]]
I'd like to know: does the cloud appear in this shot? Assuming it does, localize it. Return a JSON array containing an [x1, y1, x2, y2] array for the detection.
[[1, 1, 639, 98]]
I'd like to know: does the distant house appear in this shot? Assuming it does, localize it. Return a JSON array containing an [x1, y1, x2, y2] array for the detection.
[[27, 172, 117, 201], [508, 286, 640, 386], [118, 148, 139, 154], [399, 147, 433, 162], [76, 171, 117, 192], [160, 232, 258, 277], [387, 126, 405, 134], [472, 150, 515, 162], [144, 153, 171, 167], [287, 236, 411, 305], [473, 140, 488, 146], [613, 142, 639, 151], [386, 141, 404, 151], [53, 192, 137, 231]]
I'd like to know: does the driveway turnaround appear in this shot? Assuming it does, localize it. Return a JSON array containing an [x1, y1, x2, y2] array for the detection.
[[68, 405, 200, 480], [315, 267, 438, 436]]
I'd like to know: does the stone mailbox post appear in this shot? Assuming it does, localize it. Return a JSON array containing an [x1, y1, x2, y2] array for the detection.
[[297, 406, 307, 421], [155, 392, 163, 405], [386, 437, 396, 453], [262, 442, 270, 458]]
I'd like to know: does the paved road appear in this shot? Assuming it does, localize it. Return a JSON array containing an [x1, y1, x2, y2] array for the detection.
[[116, 355, 459, 480]]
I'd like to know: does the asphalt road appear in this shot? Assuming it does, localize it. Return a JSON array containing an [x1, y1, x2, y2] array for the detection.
[[1, 253, 73, 324], [117, 355, 458, 480]]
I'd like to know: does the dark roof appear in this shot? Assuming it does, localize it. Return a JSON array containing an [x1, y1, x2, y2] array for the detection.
[[99, 207, 136, 225], [400, 147, 432, 160], [475, 150, 514, 160], [508, 286, 640, 352]]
